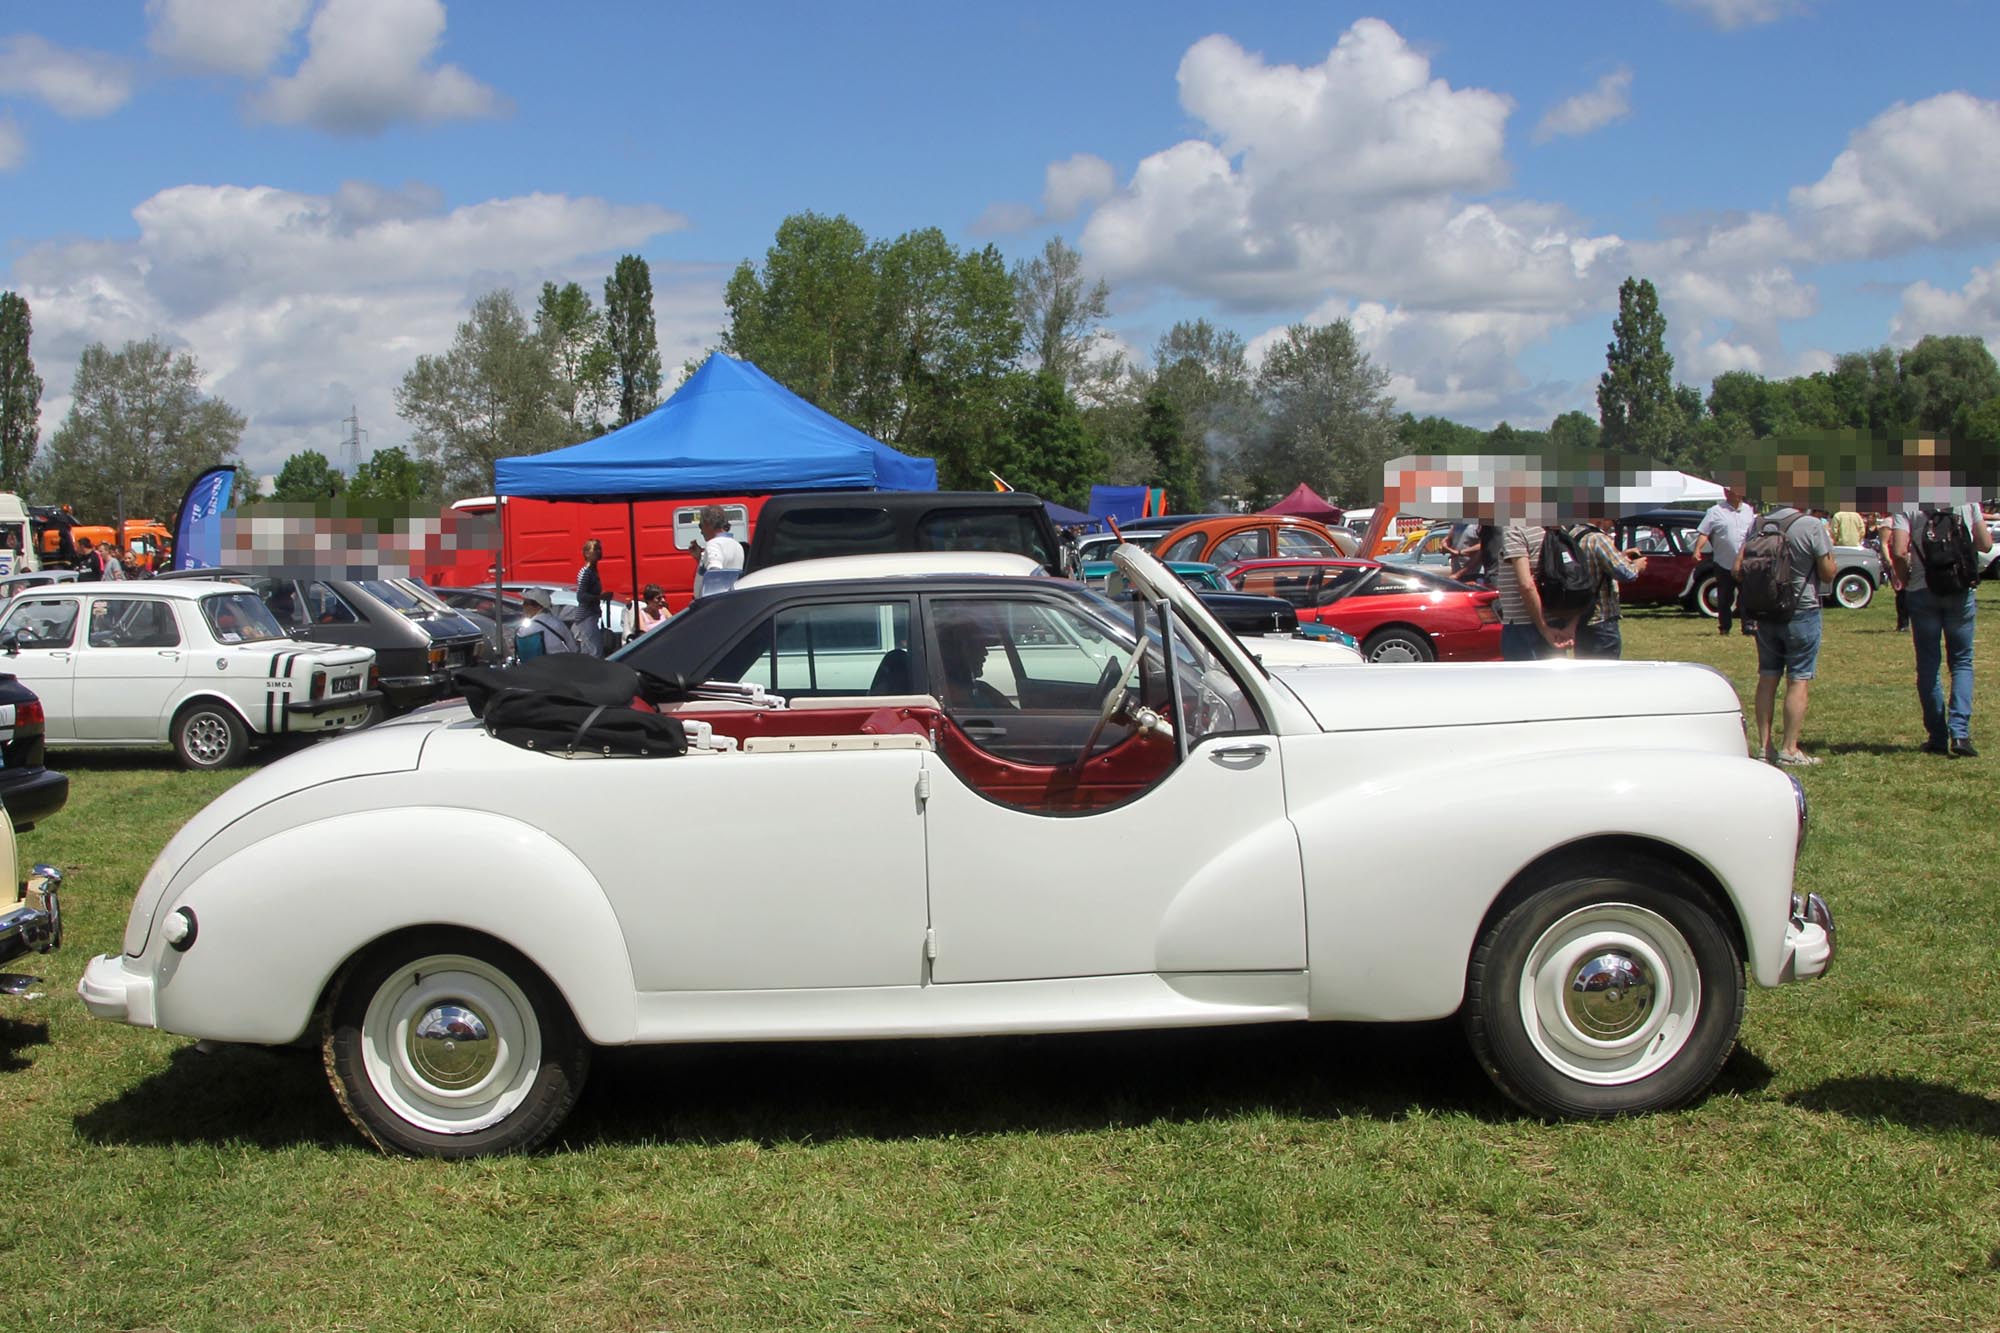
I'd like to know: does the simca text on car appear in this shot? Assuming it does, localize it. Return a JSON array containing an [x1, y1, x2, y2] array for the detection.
[[81, 548, 1832, 1155]]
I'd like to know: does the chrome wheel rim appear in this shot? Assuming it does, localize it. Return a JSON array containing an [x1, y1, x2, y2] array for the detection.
[[183, 713, 232, 765], [1835, 575, 1869, 609], [1369, 637, 1425, 663], [360, 954, 541, 1135], [1518, 903, 1700, 1086]]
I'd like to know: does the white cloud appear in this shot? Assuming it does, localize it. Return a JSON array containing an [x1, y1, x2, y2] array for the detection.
[[251, 0, 506, 135], [1042, 153, 1116, 221], [970, 200, 1038, 236], [1787, 92, 2000, 262], [0, 34, 133, 118], [12, 183, 693, 475], [1893, 262, 2000, 347], [0, 113, 22, 170], [1533, 68, 1632, 143], [1666, 0, 1808, 30], [147, 0, 312, 77]]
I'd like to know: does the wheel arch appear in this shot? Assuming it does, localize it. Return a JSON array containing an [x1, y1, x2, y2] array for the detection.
[[167, 689, 256, 738], [145, 805, 639, 1048], [1359, 622, 1434, 656]]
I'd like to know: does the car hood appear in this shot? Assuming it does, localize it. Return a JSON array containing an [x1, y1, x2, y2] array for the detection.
[[1270, 658, 1741, 732], [121, 721, 434, 956]]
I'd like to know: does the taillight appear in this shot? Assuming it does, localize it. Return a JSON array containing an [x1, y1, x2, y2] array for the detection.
[[311, 671, 326, 701], [1475, 594, 1500, 625], [15, 699, 43, 731]]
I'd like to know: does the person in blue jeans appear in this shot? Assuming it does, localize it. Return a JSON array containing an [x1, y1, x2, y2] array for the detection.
[[1889, 503, 1994, 757]]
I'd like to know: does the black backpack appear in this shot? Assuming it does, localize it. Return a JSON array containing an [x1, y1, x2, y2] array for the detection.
[[1915, 507, 1978, 595], [1533, 525, 1597, 617], [1736, 510, 1806, 621]]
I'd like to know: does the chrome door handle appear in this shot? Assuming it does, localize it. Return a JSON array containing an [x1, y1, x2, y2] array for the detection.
[[157, 650, 180, 659], [1210, 742, 1270, 759]]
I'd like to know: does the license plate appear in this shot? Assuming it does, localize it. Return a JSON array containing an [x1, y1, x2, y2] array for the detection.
[[331, 676, 359, 694]]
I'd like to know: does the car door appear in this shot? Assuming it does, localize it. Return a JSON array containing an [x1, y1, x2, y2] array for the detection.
[[0, 595, 80, 739], [920, 589, 1304, 984], [72, 596, 191, 739]]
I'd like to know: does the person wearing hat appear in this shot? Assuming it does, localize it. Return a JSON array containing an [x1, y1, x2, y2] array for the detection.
[[514, 588, 578, 660]]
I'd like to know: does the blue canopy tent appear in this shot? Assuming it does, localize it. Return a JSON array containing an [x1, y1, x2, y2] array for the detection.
[[1043, 500, 1106, 534], [495, 353, 937, 499], [492, 354, 936, 612]]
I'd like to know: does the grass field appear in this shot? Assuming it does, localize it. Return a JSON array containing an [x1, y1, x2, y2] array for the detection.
[[4, 587, 1998, 1332]]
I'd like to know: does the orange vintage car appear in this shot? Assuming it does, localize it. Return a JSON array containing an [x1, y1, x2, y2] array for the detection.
[[1151, 514, 1358, 566]]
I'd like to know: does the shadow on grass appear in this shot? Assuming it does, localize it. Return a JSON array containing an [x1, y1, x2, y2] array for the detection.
[[0, 1014, 50, 1072], [73, 1042, 354, 1149], [50, 748, 286, 775], [1785, 1075, 2000, 1136], [1818, 740, 1930, 757]]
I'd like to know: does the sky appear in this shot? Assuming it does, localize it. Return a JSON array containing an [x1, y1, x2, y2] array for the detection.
[[3, 0, 1998, 481]]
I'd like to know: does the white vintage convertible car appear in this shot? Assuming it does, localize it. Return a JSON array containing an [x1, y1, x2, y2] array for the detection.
[[0, 581, 379, 769], [80, 548, 1834, 1156]]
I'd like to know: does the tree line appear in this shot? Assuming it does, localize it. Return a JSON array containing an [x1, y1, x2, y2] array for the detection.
[[5, 245, 1999, 527]]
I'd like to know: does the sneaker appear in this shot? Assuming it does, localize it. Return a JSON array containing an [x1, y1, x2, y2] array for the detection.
[[1951, 738, 1979, 758], [1776, 750, 1821, 767], [1920, 738, 1951, 756]]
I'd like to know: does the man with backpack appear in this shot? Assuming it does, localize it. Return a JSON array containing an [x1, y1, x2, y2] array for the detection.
[[1887, 499, 1993, 757], [1572, 518, 1647, 658], [1734, 503, 1836, 766], [1494, 523, 1579, 660]]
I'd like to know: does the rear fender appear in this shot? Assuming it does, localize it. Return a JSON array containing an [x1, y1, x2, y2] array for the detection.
[[145, 806, 636, 1046]]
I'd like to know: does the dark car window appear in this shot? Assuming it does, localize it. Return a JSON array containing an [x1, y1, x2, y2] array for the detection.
[[203, 592, 287, 644], [1276, 527, 1340, 557], [1, 597, 79, 648], [305, 581, 360, 624], [1310, 566, 1371, 605], [1212, 529, 1271, 564], [1234, 568, 1319, 607], [1360, 571, 1435, 596], [915, 510, 1058, 570], [709, 600, 914, 698], [1159, 532, 1206, 562], [89, 597, 182, 648], [763, 508, 898, 564]]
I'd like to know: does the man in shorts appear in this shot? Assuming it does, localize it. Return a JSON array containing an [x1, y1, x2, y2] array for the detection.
[[1738, 505, 1835, 765]]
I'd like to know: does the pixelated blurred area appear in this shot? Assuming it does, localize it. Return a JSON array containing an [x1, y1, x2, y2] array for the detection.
[[223, 503, 499, 581], [1385, 433, 1998, 522]]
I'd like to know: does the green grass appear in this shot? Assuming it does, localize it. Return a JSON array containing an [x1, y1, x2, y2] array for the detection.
[[4, 588, 1999, 1331]]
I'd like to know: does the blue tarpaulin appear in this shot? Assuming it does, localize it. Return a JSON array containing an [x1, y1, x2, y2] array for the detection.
[[1089, 484, 1151, 526], [494, 354, 937, 499], [1044, 500, 1105, 533]]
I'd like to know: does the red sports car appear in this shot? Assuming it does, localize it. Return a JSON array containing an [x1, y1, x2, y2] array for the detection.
[[1221, 558, 1502, 663]]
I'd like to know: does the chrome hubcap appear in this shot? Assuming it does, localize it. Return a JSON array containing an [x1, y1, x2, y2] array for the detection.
[[1519, 902, 1700, 1086], [1370, 639, 1423, 663], [1564, 952, 1655, 1040], [184, 714, 229, 763], [408, 1003, 497, 1089]]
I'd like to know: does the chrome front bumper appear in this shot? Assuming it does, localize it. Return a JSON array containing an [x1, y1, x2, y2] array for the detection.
[[1781, 891, 1836, 981], [0, 864, 61, 969]]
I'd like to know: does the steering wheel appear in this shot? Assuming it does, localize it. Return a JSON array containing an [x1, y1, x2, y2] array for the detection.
[[1073, 650, 1147, 772]]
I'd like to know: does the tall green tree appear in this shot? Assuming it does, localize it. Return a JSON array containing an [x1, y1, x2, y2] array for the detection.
[[1149, 319, 1255, 509], [536, 280, 612, 437], [395, 289, 564, 497], [1396, 413, 1486, 454], [986, 372, 1104, 509], [1897, 334, 2000, 436], [1824, 347, 1905, 432], [1012, 235, 1116, 400], [31, 337, 244, 520], [1597, 276, 1684, 459], [0, 292, 41, 493], [603, 255, 662, 427], [233, 461, 261, 504], [346, 446, 436, 505], [1138, 383, 1203, 513], [722, 212, 875, 414], [1546, 410, 1601, 453], [270, 449, 345, 501], [1252, 320, 1397, 507]]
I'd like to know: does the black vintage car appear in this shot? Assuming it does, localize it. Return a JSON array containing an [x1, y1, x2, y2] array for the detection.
[[746, 491, 1076, 579], [0, 671, 68, 831], [157, 570, 487, 718]]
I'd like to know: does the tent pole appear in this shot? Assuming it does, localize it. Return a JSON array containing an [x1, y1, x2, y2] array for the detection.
[[626, 499, 638, 646]]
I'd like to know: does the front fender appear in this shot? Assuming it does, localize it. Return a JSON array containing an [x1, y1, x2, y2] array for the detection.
[[146, 806, 637, 1046], [1283, 728, 1800, 1022]]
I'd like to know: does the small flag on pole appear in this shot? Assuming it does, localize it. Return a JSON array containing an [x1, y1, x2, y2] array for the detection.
[[989, 471, 1013, 493]]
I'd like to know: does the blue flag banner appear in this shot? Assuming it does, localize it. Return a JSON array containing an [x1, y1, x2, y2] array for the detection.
[[170, 466, 237, 570]]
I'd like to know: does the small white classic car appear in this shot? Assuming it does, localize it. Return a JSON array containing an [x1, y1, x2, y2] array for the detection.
[[0, 580, 381, 769], [81, 548, 1833, 1156]]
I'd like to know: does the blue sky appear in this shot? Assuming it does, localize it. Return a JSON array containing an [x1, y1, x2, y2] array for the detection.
[[3, 0, 1997, 478]]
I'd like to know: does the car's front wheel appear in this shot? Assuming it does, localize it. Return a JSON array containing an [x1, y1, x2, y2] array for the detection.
[[172, 701, 248, 770], [1464, 866, 1744, 1118], [323, 930, 589, 1157], [1832, 570, 1874, 610]]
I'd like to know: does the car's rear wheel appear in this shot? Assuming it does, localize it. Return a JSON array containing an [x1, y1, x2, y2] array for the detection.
[[1693, 574, 1722, 618], [172, 701, 248, 770], [1361, 627, 1435, 663], [323, 930, 588, 1157], [1832, 570, 1874, 610], [1464, 866, 1744, 1118]]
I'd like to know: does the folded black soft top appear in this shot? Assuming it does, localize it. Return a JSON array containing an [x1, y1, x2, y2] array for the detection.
[[453, 656, 691, 757]]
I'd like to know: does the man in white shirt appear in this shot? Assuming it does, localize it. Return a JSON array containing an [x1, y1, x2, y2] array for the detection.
[[688, 505, 744, 596], [1691, 486, 1755, 636]]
